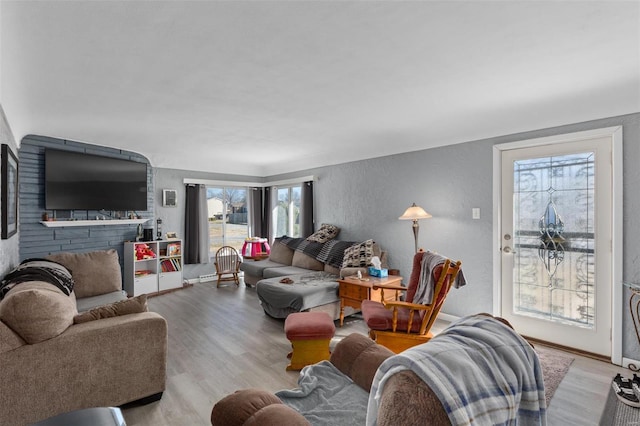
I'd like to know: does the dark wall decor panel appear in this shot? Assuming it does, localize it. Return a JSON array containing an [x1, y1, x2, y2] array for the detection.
[[18, 135, 154, 273]]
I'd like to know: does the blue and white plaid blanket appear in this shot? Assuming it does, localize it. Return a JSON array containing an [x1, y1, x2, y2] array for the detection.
[[367, 314, 547, 425]]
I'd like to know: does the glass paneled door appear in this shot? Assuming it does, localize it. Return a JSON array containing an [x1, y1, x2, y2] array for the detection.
[[500, 137, 613, 356], [207, 187, 248, 255]]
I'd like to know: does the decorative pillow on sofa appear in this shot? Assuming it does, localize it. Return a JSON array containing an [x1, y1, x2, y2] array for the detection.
[[46, 249, 122, 298], [342, 239, 375, 268], [306, 224, 340, 244], [0, 281, 77, 344], [73, 294, 148, 324]]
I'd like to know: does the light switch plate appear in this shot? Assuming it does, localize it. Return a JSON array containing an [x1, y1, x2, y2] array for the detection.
[[472, 208, 480, 219]]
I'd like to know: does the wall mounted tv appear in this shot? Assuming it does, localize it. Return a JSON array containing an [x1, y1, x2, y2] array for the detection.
[[45, 149, 148, 211]]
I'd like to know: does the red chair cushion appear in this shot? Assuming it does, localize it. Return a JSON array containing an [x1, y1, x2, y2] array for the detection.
[[361, 299, 423, 333], [284, 312, 336, 340]]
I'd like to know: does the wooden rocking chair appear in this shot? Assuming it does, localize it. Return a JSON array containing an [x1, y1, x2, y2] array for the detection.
[[214, 246, 242, 287], [361, 251, 462, 353]]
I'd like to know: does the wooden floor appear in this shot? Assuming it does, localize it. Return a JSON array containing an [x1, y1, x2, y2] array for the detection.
[[122, 281, 629, 425]]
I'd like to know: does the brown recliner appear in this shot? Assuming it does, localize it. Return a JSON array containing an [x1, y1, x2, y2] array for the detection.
[[211, 333, 449, 426]]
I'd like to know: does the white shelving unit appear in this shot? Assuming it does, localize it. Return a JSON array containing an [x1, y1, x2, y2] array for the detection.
[[124, 240, 183, 296]]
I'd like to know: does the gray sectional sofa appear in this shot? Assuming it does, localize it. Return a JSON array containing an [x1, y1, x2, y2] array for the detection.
[[240, 237, 386, 286], [241, 237, 387, 319]]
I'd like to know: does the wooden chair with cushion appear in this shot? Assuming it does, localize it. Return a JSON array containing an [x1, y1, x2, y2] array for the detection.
[[361, 251, 461, 353], [214, 246, 242, 287]]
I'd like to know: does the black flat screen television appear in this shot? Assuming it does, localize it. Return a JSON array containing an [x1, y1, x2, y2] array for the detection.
[[45, 149, 148, 211]]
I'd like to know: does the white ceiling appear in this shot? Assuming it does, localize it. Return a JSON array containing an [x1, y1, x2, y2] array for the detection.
[[1, 1, 639, 177]]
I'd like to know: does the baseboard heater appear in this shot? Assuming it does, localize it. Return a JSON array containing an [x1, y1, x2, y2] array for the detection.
[[197, 272, 244, 284], [198, 274, 217, 283]]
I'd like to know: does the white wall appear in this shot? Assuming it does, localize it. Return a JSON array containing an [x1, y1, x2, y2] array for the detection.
[[268, 112, 640, 359]]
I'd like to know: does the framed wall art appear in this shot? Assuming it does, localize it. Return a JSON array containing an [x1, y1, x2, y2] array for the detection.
[[162, 189, 177, 207], [1, 144, 18, 239]]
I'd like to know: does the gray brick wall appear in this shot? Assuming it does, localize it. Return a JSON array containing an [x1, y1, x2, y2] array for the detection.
[[18, 135, 154, 272]]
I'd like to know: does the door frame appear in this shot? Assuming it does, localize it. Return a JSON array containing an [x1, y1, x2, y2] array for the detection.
[[492, 126, 623, 364]]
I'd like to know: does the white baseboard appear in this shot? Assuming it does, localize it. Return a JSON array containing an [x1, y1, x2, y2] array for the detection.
[[622, 357, 640, 370], [190, 271, 244, 284]]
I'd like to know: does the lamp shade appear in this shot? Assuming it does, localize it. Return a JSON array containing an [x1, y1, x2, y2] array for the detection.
[[399, 203, 432, 220]]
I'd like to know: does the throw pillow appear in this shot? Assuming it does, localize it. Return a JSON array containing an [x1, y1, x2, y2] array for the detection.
[[73, 294, 148, 324], [46, 249, 122, 298], [306, 224, 340, 243], [341, 239, 375, 268], [0, 282, 77, 344]]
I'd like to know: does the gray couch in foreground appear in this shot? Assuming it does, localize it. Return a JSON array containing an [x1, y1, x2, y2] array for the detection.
[[0, 250, 167, 425]]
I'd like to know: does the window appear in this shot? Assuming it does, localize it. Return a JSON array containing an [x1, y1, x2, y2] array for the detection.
[[273, 185, 301, 238], [207, 186, 248, 255]]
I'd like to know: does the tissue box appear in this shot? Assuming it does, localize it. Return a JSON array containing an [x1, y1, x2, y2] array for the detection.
[[368, 267, 388, 278]]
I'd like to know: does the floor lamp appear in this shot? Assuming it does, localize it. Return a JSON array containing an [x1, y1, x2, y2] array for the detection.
[[399, 203, 432, 253]]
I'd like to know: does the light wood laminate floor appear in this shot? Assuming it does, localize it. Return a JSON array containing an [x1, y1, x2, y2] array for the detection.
[[122, 282, 629, 425]]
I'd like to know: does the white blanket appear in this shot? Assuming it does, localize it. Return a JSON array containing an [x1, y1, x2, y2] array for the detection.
[[367, 315, 547, 426], [277, 360, 370, 425]]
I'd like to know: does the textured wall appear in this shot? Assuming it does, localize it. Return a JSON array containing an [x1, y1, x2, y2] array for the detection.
[[0, 104, 19, 277], [268, 112, 640, 359], [18, 135, 154, 270]]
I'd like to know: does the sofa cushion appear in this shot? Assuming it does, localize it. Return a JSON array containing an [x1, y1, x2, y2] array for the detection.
[[306, 223, 340, 243], [292, 251, 324, 271], [324, 263, 340, 276], [240, 259, 287, 278], [342, 239, 375, 268], [262, 266, 317, 279], [47, 250, 122, 298], [269, 240, 294, 265], [361, 299, 423, 333], [0, 321, 25, 352], [74, 294, 148, 324], [0, 281, 77, 344]]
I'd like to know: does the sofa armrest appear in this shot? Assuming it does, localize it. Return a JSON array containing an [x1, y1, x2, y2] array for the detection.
[[0, 312, 167, 425], [211, 388, 310, 426], [329, 333, 393, 392], [377, 370, 449, 426]]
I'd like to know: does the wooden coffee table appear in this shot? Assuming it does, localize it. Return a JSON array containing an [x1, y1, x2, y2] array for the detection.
[[337, 275, 403, 326]]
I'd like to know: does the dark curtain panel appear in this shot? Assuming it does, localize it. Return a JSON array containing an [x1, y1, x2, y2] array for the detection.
[[184, 184, 209, 264], [263, 186, 272, 242], [300, 180, 314, 238], [249, 187, 263, 237]]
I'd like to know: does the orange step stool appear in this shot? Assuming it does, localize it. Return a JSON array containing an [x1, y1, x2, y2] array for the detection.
[[284, 312, 335, 371]]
